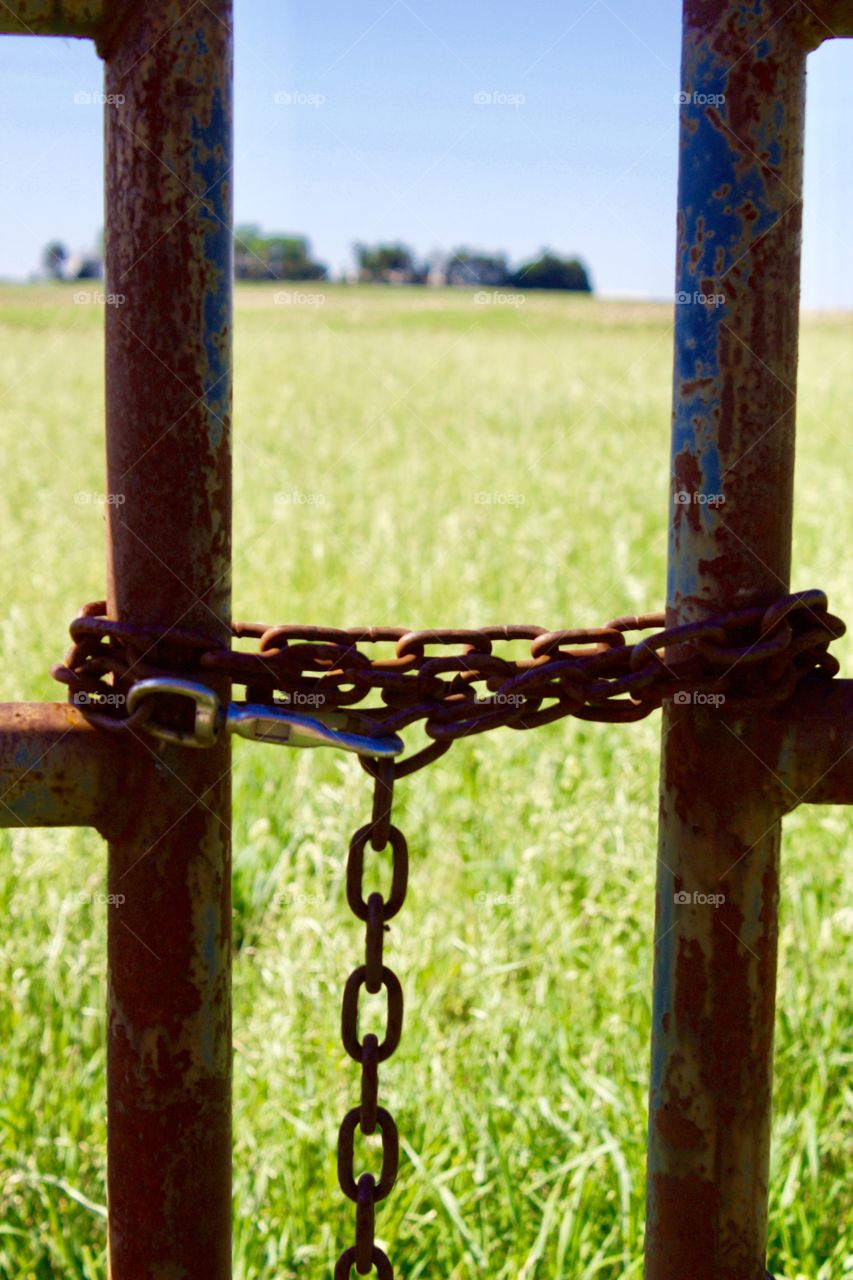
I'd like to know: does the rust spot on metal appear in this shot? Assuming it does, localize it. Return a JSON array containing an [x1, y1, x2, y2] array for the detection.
[[655, 1089, 705, 1151], [673, 447, 702, 533], [681, 376, 714, 396], [648, 1172, 719, 1280], [736, 200, 760, 224], [674, 936, 706, 1035]]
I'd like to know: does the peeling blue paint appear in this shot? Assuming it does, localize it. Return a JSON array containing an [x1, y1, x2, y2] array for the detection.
[[190, 75, 231, 445], [669, 28, 786, 609], [4, 778, 98, 827]]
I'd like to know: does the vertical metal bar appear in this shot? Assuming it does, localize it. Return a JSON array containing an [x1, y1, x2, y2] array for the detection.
[[102, 3, 233, 1275], [645, 4, 812, 1278]]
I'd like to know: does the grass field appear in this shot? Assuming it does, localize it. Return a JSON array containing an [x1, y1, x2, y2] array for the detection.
[[0, 283, 851, 1279]]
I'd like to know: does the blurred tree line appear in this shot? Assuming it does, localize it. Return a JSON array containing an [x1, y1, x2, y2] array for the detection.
[[353, 244, 592, 292], [233, 227, 593, 292], [42, 227, 593, 292]]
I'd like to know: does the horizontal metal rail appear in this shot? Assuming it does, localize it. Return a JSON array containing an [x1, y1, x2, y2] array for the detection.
[[0, 703, 131, 834], [0, 1, 102, 37], [5, 679, 853, 834]]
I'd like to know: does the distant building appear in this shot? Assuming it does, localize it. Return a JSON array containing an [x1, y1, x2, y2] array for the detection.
[[65, 253, 103, 280], [353, 242, 425, 284], [428, 250, 510, 288], [41, 241, 103, 281]]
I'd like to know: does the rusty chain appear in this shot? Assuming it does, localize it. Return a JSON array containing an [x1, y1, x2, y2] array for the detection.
[[50, 589, 846, 1274], [53, 590, 845, 775], [335, 760, 405, 1279]]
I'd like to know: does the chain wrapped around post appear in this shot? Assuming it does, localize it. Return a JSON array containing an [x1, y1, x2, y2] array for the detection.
[[52, 591, 846, 772], [335, 759, 406, 1279], [49, 588, 849, 1271]]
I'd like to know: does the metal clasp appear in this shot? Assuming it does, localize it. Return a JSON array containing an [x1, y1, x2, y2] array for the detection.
[[224, 703, 403, 757], [126, 678, 404, 759], [126, 677, 220, 747]]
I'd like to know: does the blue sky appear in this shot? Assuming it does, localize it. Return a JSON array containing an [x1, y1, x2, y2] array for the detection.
[[0, 0, 851, 306]]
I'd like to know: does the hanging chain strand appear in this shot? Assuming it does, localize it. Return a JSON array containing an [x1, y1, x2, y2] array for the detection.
[[335, 760, 406, 1279]]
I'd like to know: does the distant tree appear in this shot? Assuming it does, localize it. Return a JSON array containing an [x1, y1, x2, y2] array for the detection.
[[235, 223, 263, 251], [354, 243, 423, 284], [512, 252, 592, 292], [43, 241, 68, 280], [234, 226, 326, 280], [268, 236, 326, 280]]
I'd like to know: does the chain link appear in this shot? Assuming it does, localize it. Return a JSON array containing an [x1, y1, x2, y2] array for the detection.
[[53, 591, 845, 774], [335, 767, 408, 1277]]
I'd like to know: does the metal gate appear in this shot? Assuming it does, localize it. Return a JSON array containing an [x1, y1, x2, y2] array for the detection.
[[0, 2, 851, 1277]]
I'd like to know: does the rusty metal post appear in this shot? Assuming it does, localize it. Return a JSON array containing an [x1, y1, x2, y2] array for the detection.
[[101, 3, 233, 1275], [646, 4, 849, 1278]]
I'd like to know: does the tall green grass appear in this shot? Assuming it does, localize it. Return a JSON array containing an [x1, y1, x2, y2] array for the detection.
[[0, 284, 850, 1278]]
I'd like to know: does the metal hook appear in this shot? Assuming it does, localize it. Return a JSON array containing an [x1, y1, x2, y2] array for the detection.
[[126, 677, 403, 759]]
